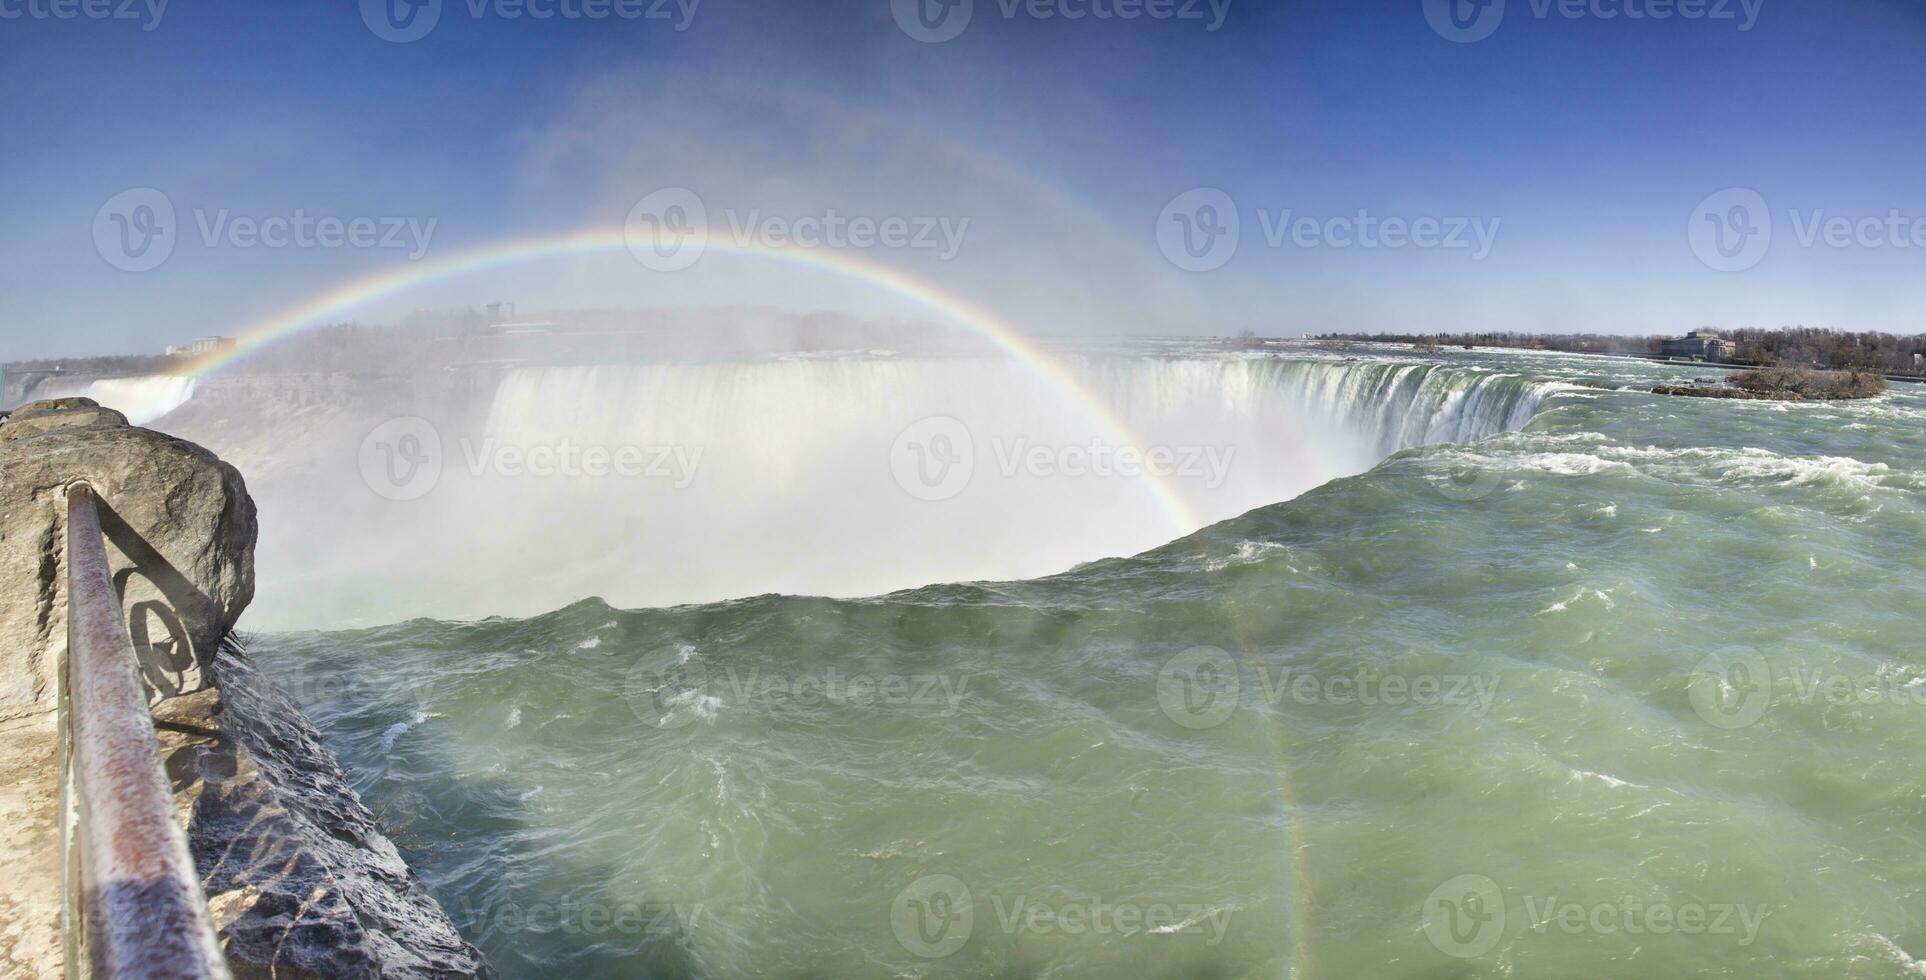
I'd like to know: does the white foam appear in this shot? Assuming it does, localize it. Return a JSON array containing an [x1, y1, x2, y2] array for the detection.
[[33, 375, 197, 425]]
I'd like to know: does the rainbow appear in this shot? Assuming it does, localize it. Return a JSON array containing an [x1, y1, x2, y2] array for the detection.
[[183, 228, 1206, 533], [184, 226, 1328, 972]]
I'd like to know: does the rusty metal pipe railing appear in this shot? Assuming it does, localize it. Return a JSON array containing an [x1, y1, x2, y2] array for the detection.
[[63, 484, 231, 980]]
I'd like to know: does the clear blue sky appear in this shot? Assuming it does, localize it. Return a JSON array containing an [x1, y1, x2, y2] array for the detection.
[[3, 0, 1923, 359]]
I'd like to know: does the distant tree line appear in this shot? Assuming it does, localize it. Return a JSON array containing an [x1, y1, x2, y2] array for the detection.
[[1322, 328, 1926, 376], [2, 354, 178, 376]]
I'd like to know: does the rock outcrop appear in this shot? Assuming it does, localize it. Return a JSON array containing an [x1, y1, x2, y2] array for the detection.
[[0, 399, 491, 978], [159, 642, 494, 979], [0, 396, 256, 719]]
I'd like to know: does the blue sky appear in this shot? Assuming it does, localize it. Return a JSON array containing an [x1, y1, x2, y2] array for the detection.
[[2, 0, 1923, 359]]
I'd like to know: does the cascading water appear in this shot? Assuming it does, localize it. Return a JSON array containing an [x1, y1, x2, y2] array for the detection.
[[226, 350, 1567, 629], [249, 349, 1926, 979], [431, 355, 1563, 618], [1073, 355, 1562, 458], [30, 374, 197, 425]]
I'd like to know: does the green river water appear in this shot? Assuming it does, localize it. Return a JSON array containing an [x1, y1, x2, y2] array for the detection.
[[249, 346, 1926, 978]]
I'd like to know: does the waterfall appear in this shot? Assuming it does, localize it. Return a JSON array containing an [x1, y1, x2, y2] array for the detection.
[[236, 352, 1564, 627], [398, 354, 1561, 619], [31, 375, 198, 425], [1072, 355, 1560, 461]]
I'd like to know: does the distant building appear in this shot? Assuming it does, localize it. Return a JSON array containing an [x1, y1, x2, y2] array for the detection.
[[166, 336, 236, 357], [1661, 330, 1734, 362]]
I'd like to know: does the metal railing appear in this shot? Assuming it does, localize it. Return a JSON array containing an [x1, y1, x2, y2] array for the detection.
[[61, 483, 231, 980]]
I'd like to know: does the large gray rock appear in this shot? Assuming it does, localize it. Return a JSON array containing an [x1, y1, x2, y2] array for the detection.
[[0, 399, 492, 977], [0, 397, 256, 720]]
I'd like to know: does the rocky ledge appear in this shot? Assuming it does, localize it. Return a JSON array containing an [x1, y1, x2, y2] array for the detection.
[[0, 398, 490, 978]]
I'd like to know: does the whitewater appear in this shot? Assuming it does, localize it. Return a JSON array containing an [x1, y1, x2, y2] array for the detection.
[[110, 343, 1926, 977]]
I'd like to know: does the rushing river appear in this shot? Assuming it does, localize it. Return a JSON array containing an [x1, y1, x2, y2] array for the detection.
[[242, 345, 1926, 978]]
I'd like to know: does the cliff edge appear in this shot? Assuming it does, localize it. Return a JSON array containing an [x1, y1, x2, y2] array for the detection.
[[0, 398, 490, 978]]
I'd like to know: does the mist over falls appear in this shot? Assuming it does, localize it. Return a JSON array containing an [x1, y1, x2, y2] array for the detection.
[[132, 351, 1560, 629]]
